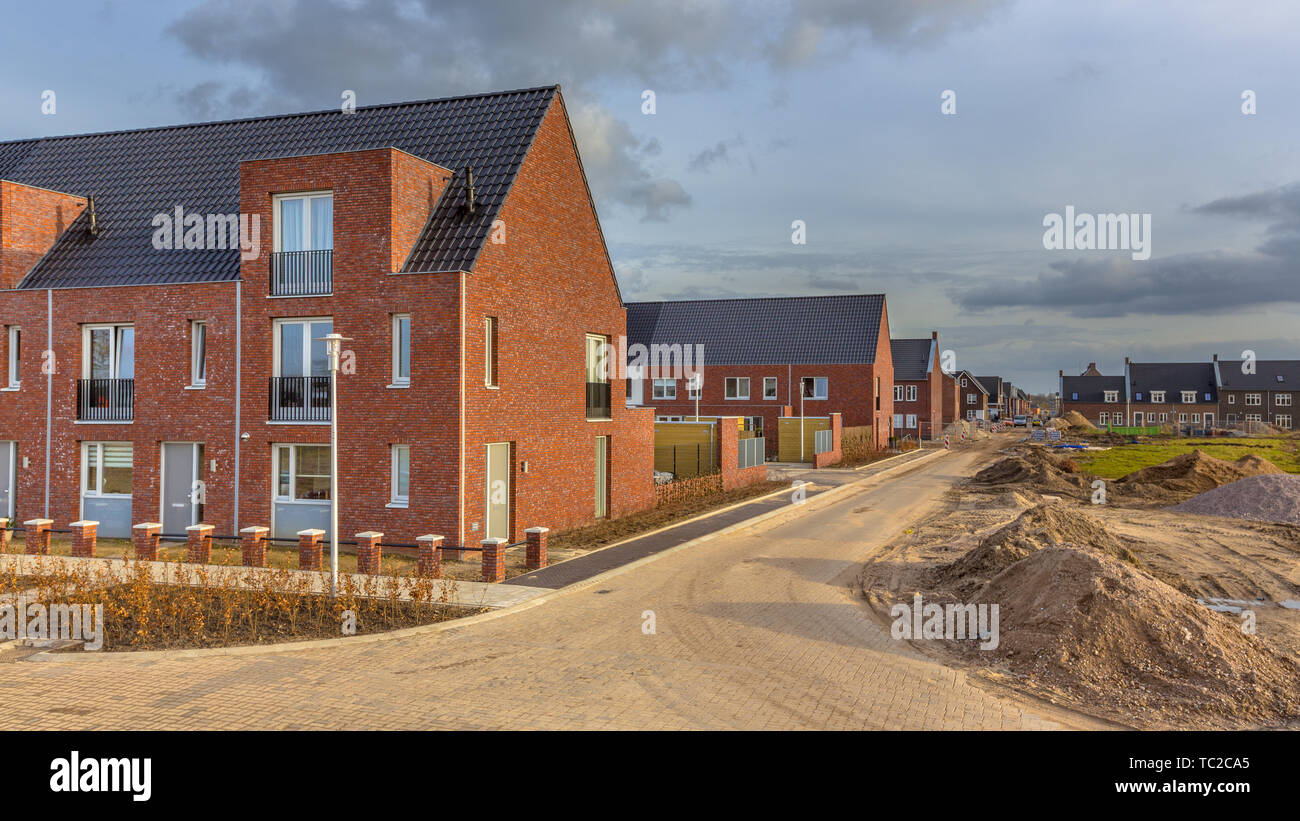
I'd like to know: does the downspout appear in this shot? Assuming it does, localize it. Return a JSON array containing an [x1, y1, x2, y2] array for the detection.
[[458, 270, 466, 548], [44, 289, 52, 518], [233, 280, 242, 530]]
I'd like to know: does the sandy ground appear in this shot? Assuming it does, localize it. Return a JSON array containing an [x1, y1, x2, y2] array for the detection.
[[859, 440, 1300, 730]]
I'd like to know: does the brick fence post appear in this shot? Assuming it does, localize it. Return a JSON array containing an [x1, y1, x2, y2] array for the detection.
[[355, 531, 383, 575], [186, 523, 214, 564], [132, 522, 162, 561], [298, 529, 325, 570], [240, 526, 268, 568], [24, 519, 52, 555], [481, 537, 507, 583], [416, 534, 443, 578], [0, 518, 10, 553], [524, 527, 549, 570], [69, 520, 99, 558]]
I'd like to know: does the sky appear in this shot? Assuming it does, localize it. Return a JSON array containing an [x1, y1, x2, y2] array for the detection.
[[2, 0, 1299, 393]]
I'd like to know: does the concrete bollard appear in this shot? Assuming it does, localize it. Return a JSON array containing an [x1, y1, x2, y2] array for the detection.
[[525, 527, 549, 570], [24, 519, 53, 555], [186, 523, 214, 564], [240, 526, 268, 568], [69, 520, 99, 558], [416, 534, 443, 579]]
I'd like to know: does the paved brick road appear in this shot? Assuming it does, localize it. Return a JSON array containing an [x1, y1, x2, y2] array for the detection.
[[0, 444, 1082, 730]]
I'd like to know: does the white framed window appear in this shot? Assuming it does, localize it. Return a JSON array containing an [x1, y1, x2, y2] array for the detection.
[[274, 191, 333, 252], [960, 378, 967, 387], [906, 385, 917, 401], [1103, 390, 1118, 403], [273, 444, 331, 502], [1098, 412, 1109, 425], [82, 441, 133, 497], [745, 416, 764, 437], [1181, 391, 1196, 403], [893, 385, 904, 401], [1179, 413, 1189, 422], [273, 317, 332, 378], [655, 415, 683, 422], [1275, 393, 1291, 406], [1275, 414, 1292, 429], [800, 376, 828, 400], [1227, 394, 1236, 404], [966, 410, 974, 420], [390, 444, 410, 507], [1112, 412, 1124, 425], [5, 326, 19, 387], [892, 414, 904, 429], [1191, 413, 1200, 423], [190, 321, 207, 387], [82, 323, 135, 380], [392, 313, 411, 387], [763, 377, 778, 400], [1150, 390, 1165, 403], [966, 393, 976, 404], [906, 414, 917, 428], [653, 378, 676, 400], [687, 374, 702, 400], [1245, 393, 1262, 406], [483, 316, 498, 388], [1159, 412, 1168, 422], [1245, 413, 1262, 423], [725, 377, 750, 400]]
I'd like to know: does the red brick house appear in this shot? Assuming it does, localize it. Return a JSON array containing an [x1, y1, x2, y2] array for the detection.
[[1059, 360, 1218, 432], [953, 369, 988, 421], [889, 332, 942, 440], [625, 295, 895, 454], [1213, 355, 1298, 431], [0, 85, 654, 544], [939, 370, 960, 424]]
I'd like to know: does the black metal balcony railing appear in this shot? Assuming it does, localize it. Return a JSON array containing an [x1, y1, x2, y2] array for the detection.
[[78, 378, 134, 422], [269, 376, 331, 422], [585, 381, 611, 420], [270, 250, 333, 296]]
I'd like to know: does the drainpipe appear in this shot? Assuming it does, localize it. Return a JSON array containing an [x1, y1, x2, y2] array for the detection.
[[44, 289, 52, 518], [233, 280, 242, 530]]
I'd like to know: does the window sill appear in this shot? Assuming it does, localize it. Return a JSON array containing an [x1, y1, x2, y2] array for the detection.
[[586, 417, 613, 423], [386, 383, 410, 389], [75, 420, 133, 425], [268, 293, 333, 299], [485, 384, 500, 390], [0, 385, 18, 392], [266, 420, 330, 426], [185, 384, 206, 390], [386, 502, 409, 509]]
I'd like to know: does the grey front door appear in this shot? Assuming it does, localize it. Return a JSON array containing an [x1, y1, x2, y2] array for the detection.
[[162, 443, 200, 536], [0, 441, 14, 520]]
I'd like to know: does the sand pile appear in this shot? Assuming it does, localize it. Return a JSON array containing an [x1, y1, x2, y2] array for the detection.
[[970, 449, 1088, 494], [1046, 417, 1070, 430], [1115, 450, 1283, 503], [1062, 410, 1096, 430], [937, 501, 1139, 596], [972, 546, 1300, 727], [1171, 473, 1300, 525]]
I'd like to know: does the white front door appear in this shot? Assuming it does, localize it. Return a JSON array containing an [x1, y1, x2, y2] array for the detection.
[[0, 441, 14, 520], [485, 442, 510, 540], [627, 365, 644, 406]]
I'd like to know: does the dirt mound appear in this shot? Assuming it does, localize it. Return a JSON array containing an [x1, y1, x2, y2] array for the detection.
[[970, 448, 1088, 494], [1115, 449, 1283, 503], [937, 501, 1139, 595], [973, 547, 1300, 727], [1046, 417, 1070, 430], [1171, 473, 1300, 525], [1062, 410, 1096, 429]]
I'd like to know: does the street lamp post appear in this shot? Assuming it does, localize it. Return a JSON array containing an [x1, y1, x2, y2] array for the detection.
[[318, 332, 351, 597]]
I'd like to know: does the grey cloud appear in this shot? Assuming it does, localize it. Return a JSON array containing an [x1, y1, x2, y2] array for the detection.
[[687, 136, 744, 173]]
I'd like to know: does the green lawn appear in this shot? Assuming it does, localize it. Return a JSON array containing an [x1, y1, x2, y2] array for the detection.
[[1073, 436, 1300, 479]]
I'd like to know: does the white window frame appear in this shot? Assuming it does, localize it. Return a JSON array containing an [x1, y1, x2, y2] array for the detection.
[[272, 191, 334, 252], [906, 384, 917, 402], [1275, 393, 1291, 406], [801, 376, 828, 400], [272, 317, 333, 378], [725, 377, 750, 400], [653, 378, 676, 400], [1245, 413, 1262, 423], [81, 323, 135, 380], [5, 326, 19, 388], [1245, 393, 1262, 406], [893, 385, 904, 402], [389, 444, 410, 508], [392, 313, 411, 388], [763, 377, 778, 400], [484, 316, 498, 389], [1103, 390, 1118, 403], [189, 321, 207, 388], [892, 413, 904, 429], [1181, 391, 1196, 404], [1275, 414, 1292, 429], [1150, 390, 1165, 403], [966, 393, 976, 404], [905, 413, 918, 428], [81, 441, 133, 498], [1098, 412, 1109, 425], [1159, 413, 1168, 422], [1227, 394, 1236, 404], [687, 374, 702, 400], [272, 443, 331, 503], [960, 378, 967, 387], [655, 415, 683, 422]]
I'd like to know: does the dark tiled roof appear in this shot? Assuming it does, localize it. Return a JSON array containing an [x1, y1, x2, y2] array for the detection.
[[625, 295, 886, 365], [1215, 359, 1300, 389], [956, 370, 988, 395], [1129, 362, 1217, 401], [890, 338, 933, 381], [973, 375, 1003, 399], [0, 86, 557, 289], [1061, 374, 1125, 403]]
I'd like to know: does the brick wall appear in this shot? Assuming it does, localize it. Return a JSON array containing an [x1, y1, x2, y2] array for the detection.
[[0, 181, 88, 290]]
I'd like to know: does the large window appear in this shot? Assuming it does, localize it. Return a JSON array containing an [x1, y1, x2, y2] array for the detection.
[[893, 385, 904, 401], [274, 318, 332, 378], [906, 385, 917, 401], [5, 326, 18, 387], [653, 378, 676, 400], [584, 334, 611, 419], [83, 324, 134, 380], [83, 442, 133, 496], [392, 314, 411, 387], [763, 377, 778, 400], [275, 192, 333, 253], [725, 377, 750, 400], [1245, 393, 1262, 406], [801, 377, 828, 400], [390, 445, 410, 507], [190, 321, 207, 387], [274, 444, 331, 501], [1276, 393, 1292, 407]]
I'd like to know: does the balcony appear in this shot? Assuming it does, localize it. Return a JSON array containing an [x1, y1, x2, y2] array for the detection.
[[585, 381, 611, 420], [270, 250, 333, 297], [269, 376, 331, 422], [77, 378, 134, 422]]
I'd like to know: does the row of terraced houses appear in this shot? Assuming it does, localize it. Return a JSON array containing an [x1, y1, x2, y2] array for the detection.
[[0, 85, 1008, 544], [1060, 357, 1299, 431]]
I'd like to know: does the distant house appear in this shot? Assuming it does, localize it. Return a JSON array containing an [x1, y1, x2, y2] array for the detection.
[[1213, 355, 1298, 431], [1127, 360, 1218, 430], [890, 332, 943, 440], [1059, 367, 1126, 425], [625, 295, 895, 452], [954, 369, 988, 421], [973, 375, 1005, 420]]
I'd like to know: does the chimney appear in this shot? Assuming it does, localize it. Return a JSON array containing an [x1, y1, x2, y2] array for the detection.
[[931, 330, 938, 339], [0, 181, 88, 289], [1212, 354, 1218, 362]]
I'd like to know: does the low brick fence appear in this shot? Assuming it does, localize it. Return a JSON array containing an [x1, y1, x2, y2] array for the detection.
[[0, 516, 548, 585]]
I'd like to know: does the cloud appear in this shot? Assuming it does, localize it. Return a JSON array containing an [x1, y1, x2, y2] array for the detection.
[[687, 136, 744, 173]]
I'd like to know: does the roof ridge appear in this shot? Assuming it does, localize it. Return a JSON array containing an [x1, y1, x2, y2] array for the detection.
[[626, 293, 884, 305], [0, 85, 560, 146]]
